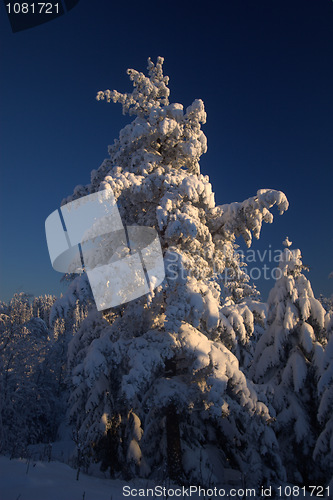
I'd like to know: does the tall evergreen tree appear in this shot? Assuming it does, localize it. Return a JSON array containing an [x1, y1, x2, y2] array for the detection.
[[252, 240, 326, 484], [313, 307, 333, 486], [62, 57, 290, 486]]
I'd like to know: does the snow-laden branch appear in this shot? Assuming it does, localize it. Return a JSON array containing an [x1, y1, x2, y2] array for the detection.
[[96, 56, 170, 116], [210, 189, 289, 247]]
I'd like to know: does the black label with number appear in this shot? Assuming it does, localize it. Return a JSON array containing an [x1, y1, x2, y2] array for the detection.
[[3, 1, 81, 33]]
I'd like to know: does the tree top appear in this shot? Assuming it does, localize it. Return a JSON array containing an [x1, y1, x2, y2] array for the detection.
[[96, 57, 170, 116]]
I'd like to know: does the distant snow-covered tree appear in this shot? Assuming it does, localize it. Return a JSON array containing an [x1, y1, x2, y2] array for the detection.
[[319, 293, 333, 319], [32, 295, 57, 325], [252, 242, 326, 485], [313, 308, 333, 486], [60, 57, 290, 486], [7, 292, 32, 325]]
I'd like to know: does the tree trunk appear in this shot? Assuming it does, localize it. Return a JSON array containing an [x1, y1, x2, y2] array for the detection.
[[166, 403, 183, 482]]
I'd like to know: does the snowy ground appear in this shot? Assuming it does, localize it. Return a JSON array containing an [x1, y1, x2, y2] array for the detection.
[[0, 455, 331, 500]]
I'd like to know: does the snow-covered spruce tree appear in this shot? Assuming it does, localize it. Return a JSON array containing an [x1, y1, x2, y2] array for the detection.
[[252, 239, 326, 485], [313, 308, 333, 486], [63, 57, 289, 486]]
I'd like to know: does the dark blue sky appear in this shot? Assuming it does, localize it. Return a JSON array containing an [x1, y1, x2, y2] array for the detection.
[[0, 0, 332, 302]]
